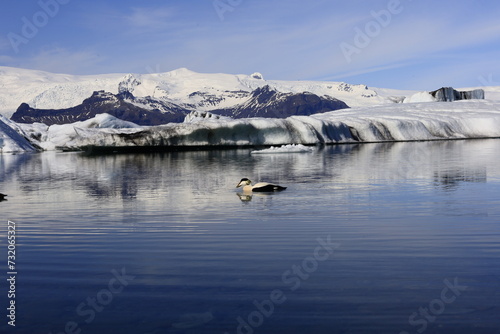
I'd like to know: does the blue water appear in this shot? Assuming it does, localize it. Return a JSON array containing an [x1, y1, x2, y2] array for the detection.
[[1, 140, 500, 334]]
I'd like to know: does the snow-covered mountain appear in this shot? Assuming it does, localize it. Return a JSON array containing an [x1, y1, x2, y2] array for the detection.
[[0, 66, 393, 119]]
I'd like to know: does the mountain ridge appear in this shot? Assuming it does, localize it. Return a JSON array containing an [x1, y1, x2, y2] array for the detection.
[[0, 66, 388, 118]]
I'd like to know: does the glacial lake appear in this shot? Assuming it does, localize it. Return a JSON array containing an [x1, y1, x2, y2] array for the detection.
[[1, 139, 500, 334]]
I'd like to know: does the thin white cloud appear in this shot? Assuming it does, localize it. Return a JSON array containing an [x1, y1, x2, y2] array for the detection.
[[327, 62, 416, 81], [124, 6, 175, 29], [77, 4, 179, 38], [26, 47, 104, 74]]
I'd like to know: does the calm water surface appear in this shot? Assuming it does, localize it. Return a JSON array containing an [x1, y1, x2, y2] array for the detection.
[[1, 140, 500, 334]]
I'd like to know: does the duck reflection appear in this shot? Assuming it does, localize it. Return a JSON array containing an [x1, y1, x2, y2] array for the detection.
[[236, 192, 253, 202], [236, 191, 286, 203]]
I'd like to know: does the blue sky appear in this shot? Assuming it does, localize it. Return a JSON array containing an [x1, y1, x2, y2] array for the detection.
[[1, 0, 500, 89]]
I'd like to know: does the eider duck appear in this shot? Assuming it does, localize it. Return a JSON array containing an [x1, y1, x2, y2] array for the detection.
[[0, 193, 7, 201], [236, 178, 287, 192]]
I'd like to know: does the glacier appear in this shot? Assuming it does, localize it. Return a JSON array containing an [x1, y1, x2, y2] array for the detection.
[[1, 99, 497, 153]]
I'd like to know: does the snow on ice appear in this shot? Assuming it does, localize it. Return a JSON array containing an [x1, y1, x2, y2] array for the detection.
[[0, 100, 497, 152], [0, 114, 37, 153]]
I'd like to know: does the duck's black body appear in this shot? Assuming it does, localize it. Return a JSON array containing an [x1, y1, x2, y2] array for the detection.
[[251, 184, 287, 192], [0, 193, 7, 201]]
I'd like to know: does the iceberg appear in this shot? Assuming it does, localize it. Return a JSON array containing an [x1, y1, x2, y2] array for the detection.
[[430, 87, 485, 102], [251, 144, 314, 154], [404, 87, 485, 103], [38, 114, 143, 151], [20, 100, 500, 152], [0, 114, 37, 153]]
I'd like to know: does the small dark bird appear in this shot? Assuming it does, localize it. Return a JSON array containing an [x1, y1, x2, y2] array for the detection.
[[0, 193, 8, 201]]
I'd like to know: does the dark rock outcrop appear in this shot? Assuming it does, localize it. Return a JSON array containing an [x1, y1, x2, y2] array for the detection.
[[211, 85, 349, 118], [11, 91, 190, 126], [430, 87, 485, 102]]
